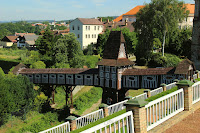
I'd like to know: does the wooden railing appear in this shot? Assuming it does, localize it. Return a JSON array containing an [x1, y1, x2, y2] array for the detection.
[[145, 89, 184, 131], [80, 111, 134, 133], [76, 109, 104, 129]]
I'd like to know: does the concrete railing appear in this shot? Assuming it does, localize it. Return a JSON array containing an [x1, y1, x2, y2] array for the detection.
[[166, 82, 176, 91], [39, 121, 70, 133], [145, 89, 184, 131], [76, 109, 104, 129], [80, 111, 134, 133], [150, 87, 163, 97], [107, 99, 128, 115]]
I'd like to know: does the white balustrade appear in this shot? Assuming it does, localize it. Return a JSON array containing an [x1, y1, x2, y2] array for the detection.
[[193, 74, 198, 81], [150, 87, 163, 97], [166, 82, 176, 91], [192, 81, 200, 104], [76, 109, 104, 129], [80, 111, 134, 133], [107, 99, 128, 115], [135, 93, 147, 100], [39, 121, 70, 133], [145, 89, 184, 131]]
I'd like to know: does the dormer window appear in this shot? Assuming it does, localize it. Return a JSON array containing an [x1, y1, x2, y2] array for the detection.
[[72, 26, 74, 30], [78, 26, 80, 30]]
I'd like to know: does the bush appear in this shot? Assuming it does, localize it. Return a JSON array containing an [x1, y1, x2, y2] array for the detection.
[[83, 55, 99, 68], [11, 44, 18, 50], [30, 61, 46, 69], [74, 87, 103, 114], [148, 53, 181, 67]]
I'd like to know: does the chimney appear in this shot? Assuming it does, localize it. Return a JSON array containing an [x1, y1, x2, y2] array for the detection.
[[125, 18, 128, 26], [112, 20, 115, 27], [107, 19, 110, 23], [98, 17, 102, 22]]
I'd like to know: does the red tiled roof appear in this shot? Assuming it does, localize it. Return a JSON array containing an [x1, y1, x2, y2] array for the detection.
[[2, 36, 18, 42], [114, 4, 195, 22], [122, 67, 175, 75], [19, 68, 98, 74], [77, 18, 103, 25], [103, 21, 135, 32], [174, 59, 196, 74]]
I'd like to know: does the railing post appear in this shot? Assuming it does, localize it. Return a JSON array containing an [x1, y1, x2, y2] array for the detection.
[[125, 95, 133, 100], [99, 103, 109, 117], [66, 115, 77, 131], [196, 70, 199, 78], [144, 89, 151, 98], [124, 98, 148, 133], [160, 83, 166, 91], [174, 79, 179, 83], [176, 80, 193, 111]]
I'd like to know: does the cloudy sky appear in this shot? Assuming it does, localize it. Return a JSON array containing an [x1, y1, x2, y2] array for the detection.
[[0, 0, 195, 21]]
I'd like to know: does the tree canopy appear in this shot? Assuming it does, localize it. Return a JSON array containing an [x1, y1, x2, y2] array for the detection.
[[134, 0, 189, 65]]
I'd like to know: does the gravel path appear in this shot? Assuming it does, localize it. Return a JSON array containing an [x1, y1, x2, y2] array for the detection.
[[164, 109, 200, 133]]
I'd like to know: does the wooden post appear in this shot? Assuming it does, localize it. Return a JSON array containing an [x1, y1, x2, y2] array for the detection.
[[124, 98, 148, 133], [196, 70, 199, 78], [52, 85, 55, 104], [66, 116, 77, 131], [144, 89, 151, 98], [160, 83, 167, 91], [176, 80, 193, 111], [70, 86, 74, 109], [99, 103, 109, 117]]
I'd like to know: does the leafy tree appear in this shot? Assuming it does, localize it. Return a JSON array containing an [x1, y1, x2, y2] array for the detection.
[[53, 33, 85, 68], [30, 61, 46, 69], [83, 43, 95, 55], [11, 43, 18, 50], [134, 0, 189, 65], [0, 75, 36, 124]]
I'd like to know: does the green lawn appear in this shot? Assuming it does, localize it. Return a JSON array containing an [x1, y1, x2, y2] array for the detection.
[[129, 89, 146, 97]]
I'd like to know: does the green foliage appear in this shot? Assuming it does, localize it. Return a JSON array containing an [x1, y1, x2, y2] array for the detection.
[[145, 86, 178, 102], [153, 38, 162, 49], [71, 109, 126, 133], [20, 50, 41, 65], [83, 55, 99, 68], [83, 43, 95, 55], [30, 61, 46, 69], [134, 0, 189, 63], [98, 16, 114, 22], [34, 92, 48, 112], [0, 75, 36, 125], [74, 87, 103, 115], [0, 21, 40, 39], [11, 44, 18, 50], [148, 53, 181, 67], [0, 67, 5, 79]]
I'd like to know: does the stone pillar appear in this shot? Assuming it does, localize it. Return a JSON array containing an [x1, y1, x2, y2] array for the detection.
[[124, 98, 149, 133], [66, 115, 77, 131], [144, 89, 151, 98], [99, 103, 109, 117], [176, 80, 193, 111], [160, 83, 167, 91]]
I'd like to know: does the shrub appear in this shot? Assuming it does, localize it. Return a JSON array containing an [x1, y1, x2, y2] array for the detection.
[[148, 53, 181, 67], [30, 61, 46, 69]]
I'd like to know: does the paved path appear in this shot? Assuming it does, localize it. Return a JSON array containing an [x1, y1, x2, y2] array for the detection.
[[164, 109, 200, 133]]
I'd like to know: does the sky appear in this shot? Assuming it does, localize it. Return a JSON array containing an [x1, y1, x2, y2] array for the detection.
[[0, 0, 195, 21]]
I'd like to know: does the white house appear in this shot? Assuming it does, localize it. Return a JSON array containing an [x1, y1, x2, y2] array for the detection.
[[70, 18, 104, 49]]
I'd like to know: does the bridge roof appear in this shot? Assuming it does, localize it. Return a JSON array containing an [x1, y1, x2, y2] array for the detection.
[[19, 68, 98, 74], [122, 67, 175, 76]]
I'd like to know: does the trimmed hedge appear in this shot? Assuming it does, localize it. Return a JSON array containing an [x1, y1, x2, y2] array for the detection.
[[145, 86, 178, 102]]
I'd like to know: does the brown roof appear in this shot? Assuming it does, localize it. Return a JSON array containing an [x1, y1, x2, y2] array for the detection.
[[97, 59, 134, 66], [122, 67, 175, 76], [1, 36, 18, 42], [12, 63, 27, 75], [103, 31, 126, 59], [19, 68, 98, 74], [77, 18, 103, 25], [103, 21, 135, 32], [174, 59, 196, 74]]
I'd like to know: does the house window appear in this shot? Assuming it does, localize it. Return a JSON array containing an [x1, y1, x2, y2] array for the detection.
[[78, 26, 80, 30], [133, 18, 136, 22], [88, 34, 90, 38], [98, 26, 100, 30], [94, 26, 96, 30], [185, 18, 187, 22], [78, 34, 80, 38], [94, 34, 96, 38], [86, 26, 87, 30], [92, 34, 93, 38], [88, 26, 90, 30], [72, 26, 74, 30], [190, 18, 193, 22], [86, 34, 87, 38]]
